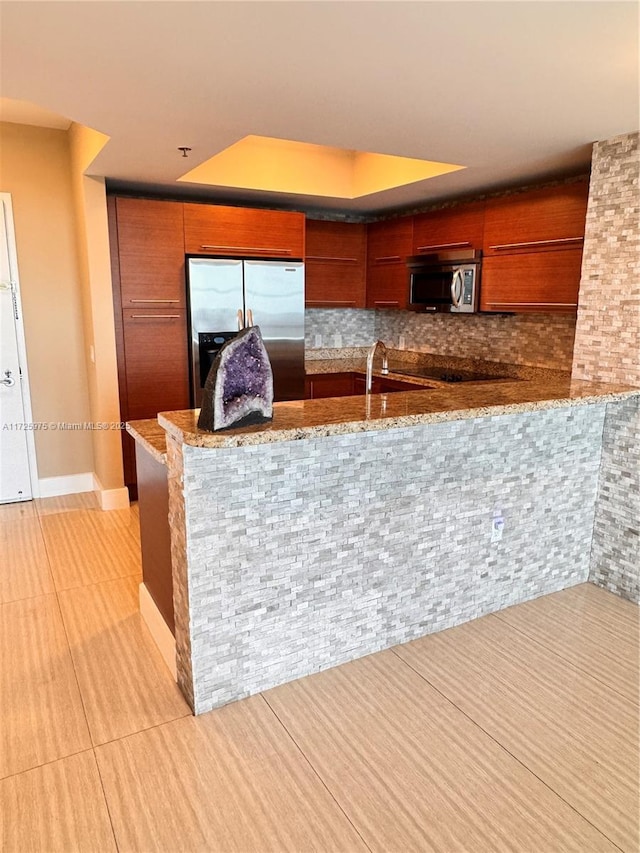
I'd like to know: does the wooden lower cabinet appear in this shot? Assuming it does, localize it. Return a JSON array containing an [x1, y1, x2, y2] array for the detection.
[[122, 310, 190, 420], [306, 372, 423, 398], [352, 375, 424, 394], [480, 248, 583, 313], [119, 310, 190, 493], [305, 373, 355, 399], [135, 442, 174, 634]]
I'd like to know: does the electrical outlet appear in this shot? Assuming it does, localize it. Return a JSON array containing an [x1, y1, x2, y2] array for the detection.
[[491, 515, 505, 543], [314, 334, 322, 348], [333, 333, 342, 348], [399, 335, 406, 350]]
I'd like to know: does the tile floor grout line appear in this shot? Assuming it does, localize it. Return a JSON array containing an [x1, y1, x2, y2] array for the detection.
[[0, 746, 95, 784], [48, 549, 98, 751], [259, 693, 374, 853], [90, 710, 193, 752], [388, 645, 628, 853], [492, 608, 639, 706], [32, 506, 58, 593], [88, 748, 122, 852], [0, 589, 58, 609], [51, 568, 143, 597]]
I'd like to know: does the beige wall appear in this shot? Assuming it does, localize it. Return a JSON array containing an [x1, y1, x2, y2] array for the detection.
[[0, 122, 93, 478], [68, 123, 124, 492]]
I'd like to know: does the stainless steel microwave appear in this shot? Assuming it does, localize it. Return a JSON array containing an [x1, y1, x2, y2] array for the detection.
[[407, 249, 481, 313]]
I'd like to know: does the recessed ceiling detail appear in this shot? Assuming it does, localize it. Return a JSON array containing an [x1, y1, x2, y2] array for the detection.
[[178, 135, 465, 199]]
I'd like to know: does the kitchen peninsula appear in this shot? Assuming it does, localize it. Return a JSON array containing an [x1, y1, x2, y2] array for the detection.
[[128, 359, 639, 714]]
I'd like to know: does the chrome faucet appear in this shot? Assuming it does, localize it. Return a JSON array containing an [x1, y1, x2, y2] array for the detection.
[[366, 340, 389, 392]]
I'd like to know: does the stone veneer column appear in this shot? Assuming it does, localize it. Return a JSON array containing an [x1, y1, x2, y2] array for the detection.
[[573, 131, 639, 602], [165, 435, 195, 710]]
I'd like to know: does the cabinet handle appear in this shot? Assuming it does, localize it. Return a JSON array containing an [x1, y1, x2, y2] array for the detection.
[[416, 241, 471, 252], [130, 314, 182, 319], [485, 302, 578, 308], [374, 300, 400, 307], [200, 244, 292, 255], [129, 299, 180, 304], [306, 300, 356, 307], [306, 256, 359, 263], [488, 237, 584, 251], [374, 255, 402, 263]]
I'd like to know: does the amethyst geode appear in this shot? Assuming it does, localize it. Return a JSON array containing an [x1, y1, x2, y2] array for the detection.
[[197, 326, 274, 432]]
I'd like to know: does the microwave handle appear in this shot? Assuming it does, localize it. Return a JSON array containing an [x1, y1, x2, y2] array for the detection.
[[451, 268, 463, 308]]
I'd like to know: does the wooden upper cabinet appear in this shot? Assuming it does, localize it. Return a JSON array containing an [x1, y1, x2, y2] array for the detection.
[[480, 249, 584, 313], [483, 180, 589, 255], [412, 201, 485, 254], [115, 197, 186, 307], [366, 217, 413, 309], [184, 204, 305, 258], [305, 220, 367, 308], [480, 179, 589, 314]]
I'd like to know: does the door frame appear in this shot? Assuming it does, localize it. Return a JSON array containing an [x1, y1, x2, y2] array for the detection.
[[1, 192, 39, 498]]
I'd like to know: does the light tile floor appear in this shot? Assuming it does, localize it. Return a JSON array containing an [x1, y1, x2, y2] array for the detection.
[[0, 493, 638, 852]]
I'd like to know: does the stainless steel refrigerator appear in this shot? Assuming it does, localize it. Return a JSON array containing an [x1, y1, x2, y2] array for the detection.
[[187, 257, 305, 406]]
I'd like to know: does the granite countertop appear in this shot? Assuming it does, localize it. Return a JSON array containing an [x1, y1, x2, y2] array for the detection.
[[156, 353, 640, 449], [126, 419, 168, 463]]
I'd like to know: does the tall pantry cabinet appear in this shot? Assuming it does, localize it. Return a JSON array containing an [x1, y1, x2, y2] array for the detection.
[[108, 197, 190, 494]]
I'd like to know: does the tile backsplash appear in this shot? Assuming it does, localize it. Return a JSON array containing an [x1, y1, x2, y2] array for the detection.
[[306, 308, 576, 371], [305, 308, 376, 350]]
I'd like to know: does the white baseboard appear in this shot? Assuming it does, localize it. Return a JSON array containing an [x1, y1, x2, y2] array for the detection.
[[38, 472, 94, 498], [139, 582, 177, 681], [92, 474, 130, 510], [98, 486, 130, 511]]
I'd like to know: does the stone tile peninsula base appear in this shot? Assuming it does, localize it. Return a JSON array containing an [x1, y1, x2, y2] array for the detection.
[[164, 404, 610, 715]]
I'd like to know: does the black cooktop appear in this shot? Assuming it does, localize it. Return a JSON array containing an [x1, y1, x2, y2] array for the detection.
[[394, 366, 512, 383]]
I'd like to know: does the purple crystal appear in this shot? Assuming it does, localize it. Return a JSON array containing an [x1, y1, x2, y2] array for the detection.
[[197, 326, 274, 432]]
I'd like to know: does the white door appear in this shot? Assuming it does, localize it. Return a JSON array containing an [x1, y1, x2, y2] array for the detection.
[[0, 194, 36, 503]]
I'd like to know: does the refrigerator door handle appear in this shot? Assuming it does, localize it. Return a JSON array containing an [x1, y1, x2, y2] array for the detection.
[[237, 308, 244, 331], [247, 308, 254, 327]]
